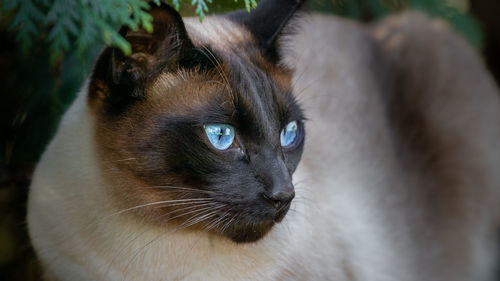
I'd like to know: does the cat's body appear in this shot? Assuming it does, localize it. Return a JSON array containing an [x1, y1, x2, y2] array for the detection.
[[28, 2, 500, 280]]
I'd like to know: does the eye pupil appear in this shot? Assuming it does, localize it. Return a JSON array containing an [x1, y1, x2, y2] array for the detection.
[[204, 124, 235, 150]]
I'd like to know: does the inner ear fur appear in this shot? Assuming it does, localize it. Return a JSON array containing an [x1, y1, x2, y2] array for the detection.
[[89, 3, 194, 113]]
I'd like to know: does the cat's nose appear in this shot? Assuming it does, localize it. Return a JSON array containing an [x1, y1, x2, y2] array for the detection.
[[262, 184, 295, 210]]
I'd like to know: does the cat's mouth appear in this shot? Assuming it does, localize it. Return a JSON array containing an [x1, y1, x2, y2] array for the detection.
[[273, 200, 292, 222], [221, 201, 292, 243]]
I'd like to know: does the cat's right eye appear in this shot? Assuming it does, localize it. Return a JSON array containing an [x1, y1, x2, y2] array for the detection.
[[280, 121, 299, 149], [204, 124, 235, 150]]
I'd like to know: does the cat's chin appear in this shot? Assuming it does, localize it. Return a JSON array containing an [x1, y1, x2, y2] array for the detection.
[[221, 203, 291, 243], [224, 220, 275, 243]]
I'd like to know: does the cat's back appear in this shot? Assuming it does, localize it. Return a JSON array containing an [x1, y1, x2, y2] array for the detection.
[[288, 12, 500, 280]]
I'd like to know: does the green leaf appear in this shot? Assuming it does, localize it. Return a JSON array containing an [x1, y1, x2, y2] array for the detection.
[[141, 14, 154, 33], [191, 0, 210, 20], [244, 0, 250, 12], [1, 0, 21, 11], [170, 0, 181, 10], [244, 0, 256, 11]]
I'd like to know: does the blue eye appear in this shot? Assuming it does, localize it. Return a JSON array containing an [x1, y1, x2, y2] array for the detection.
[[280, 121, 299, 148], [204, 124, 235, 150]]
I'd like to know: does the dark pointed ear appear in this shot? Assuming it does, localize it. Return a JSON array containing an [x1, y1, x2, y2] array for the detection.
[[89, 3, 194, 113], [227, 0, 307, 63]]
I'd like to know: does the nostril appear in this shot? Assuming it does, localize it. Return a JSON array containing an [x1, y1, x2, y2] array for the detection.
[[262, 190, 295, 210], [262, 193, 278, 208], [273, 190, 295, 203]]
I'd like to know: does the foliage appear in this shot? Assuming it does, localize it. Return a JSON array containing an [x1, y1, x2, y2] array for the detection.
[[1, 0, 480, 64], [1, 0, 257, 63], [314, 0, 482, 49]]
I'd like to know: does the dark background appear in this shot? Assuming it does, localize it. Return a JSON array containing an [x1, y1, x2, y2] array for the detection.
[[0, 0, 498, 280]]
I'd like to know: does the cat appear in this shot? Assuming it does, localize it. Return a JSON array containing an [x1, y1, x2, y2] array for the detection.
[[27, 0, 500, 280]]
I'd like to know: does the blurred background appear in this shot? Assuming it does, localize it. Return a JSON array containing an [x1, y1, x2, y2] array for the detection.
[[0, 0, 498, 279]]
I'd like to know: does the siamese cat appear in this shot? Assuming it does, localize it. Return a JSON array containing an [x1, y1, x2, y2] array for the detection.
[[28, 0, 500, 280]]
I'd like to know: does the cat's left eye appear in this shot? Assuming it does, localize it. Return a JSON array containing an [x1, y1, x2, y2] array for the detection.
[[280, 121, 299, 149], [204, 124, 235, 150]]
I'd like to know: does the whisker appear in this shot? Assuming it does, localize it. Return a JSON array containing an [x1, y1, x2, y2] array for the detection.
[[151, 200, 215, 209], [204, 211, 229, 233], [178, 207, 225, 229], [121, 232, 164, 281], [201, 79, 227, 87], [110, 203, 225, 280], [199, 46, 235, 100], [104, 201, 216, 278], [103, 198, 211, 219], [165, 205, 223, 222], [221, 213, 237, 233], [143, 185, 220, 195], [115, 157, 136, 162], [277, 201, 291, 213]]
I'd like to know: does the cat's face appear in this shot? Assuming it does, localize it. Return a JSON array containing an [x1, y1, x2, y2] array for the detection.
[[88, 3, 305, 243]]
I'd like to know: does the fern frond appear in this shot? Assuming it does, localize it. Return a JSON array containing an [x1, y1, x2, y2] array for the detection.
[[1, 0, 261, 59]]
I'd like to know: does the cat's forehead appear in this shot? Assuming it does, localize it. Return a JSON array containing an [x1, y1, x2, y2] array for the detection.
[[147, 70, 231, 116], [146, 57, 295, 135], [143, 17, 297, 132]]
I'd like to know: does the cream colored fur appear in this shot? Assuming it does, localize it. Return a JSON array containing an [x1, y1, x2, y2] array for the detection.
[[28, 13, 500, 280]]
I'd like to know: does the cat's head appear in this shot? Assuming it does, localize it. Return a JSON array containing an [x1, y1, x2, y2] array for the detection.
[[88, 0, 306, 243]]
